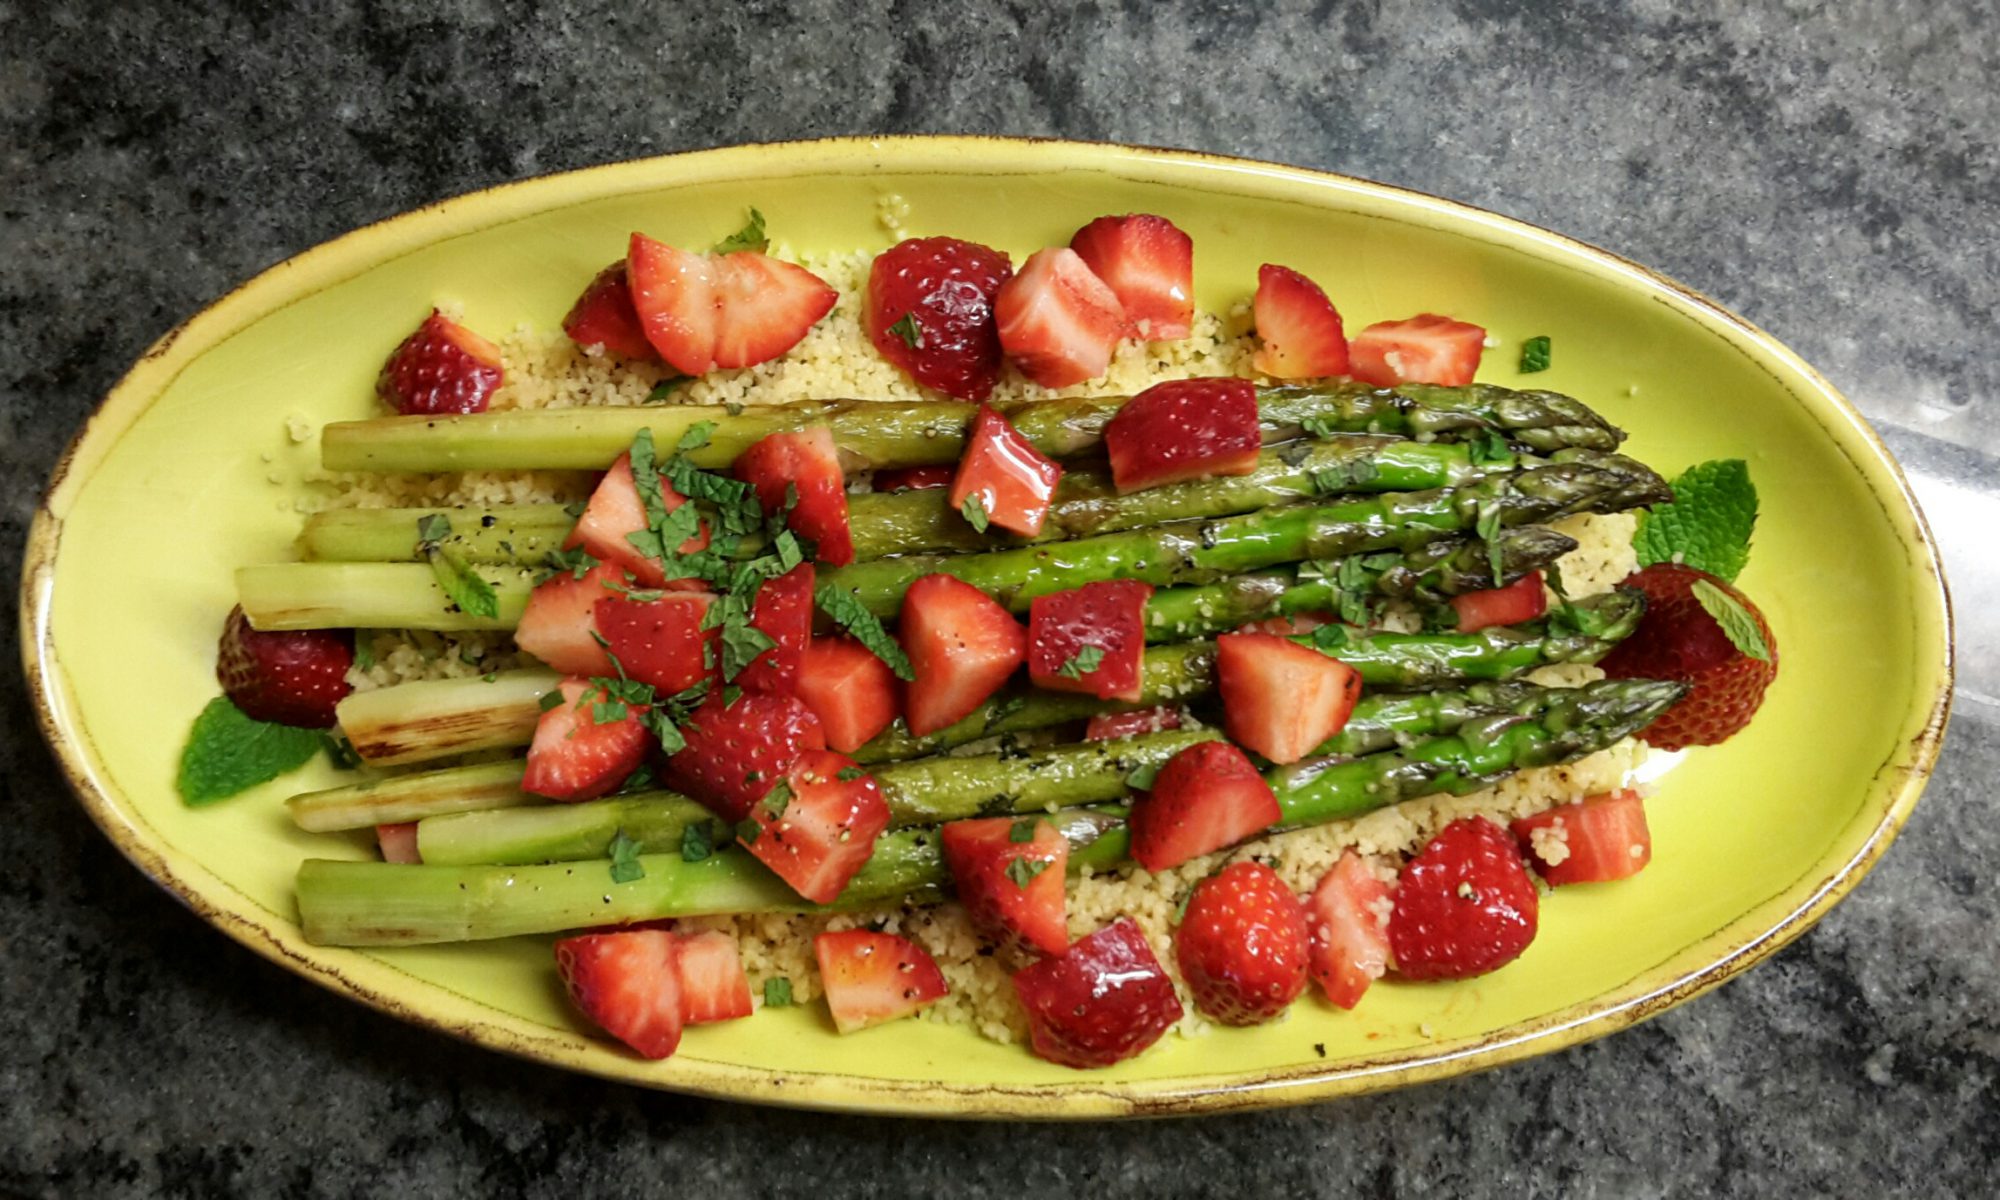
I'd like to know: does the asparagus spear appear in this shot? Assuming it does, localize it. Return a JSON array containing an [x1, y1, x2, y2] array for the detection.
[[334, 669, 557, 766]]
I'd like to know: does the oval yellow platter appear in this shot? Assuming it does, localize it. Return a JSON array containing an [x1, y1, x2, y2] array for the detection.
[[20, 137, 1952, 1118]]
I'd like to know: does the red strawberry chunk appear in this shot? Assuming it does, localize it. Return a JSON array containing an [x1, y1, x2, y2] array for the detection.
[[1513, 790, 1653, 886], [740, 750, 890, 904], [995, 247, 1125, 389], [940, 816, 1070, 957], [796, 636, 901, 753], [1011, 918, 1183, 1069], [216, 605, 353, 728], [628, 232, 717, 375], [513, 561, 625, 677], [1596, 563, 1778, 749], [1216, 632, 1362, 764], [898, 573, 1026, 737], [949, 404, 1063, 536], [734, 426, 854, 566], [1069, 213, 1194, 340], [376, 822, 421, 864], [522, 678, 651, 802], [562, 260, 657, 360], [566, 452, 709, 588], [865, 236, 1014, 401], [675, 930, 754, 1024], [1348, 314, 1487, 387], [376, 309, 505, 415], [1083, 706, 1182, 742], [710, 250, 838, 369], [1026, 580, 1152, 702], [1389, 816, 1539, 981], [663, 692, 826, 822], [1103, 377, 1261, 492], [1128, 740, 1281, 872], [555, 928, 684, 1059], [1252, 265, 1349, 379], [814, 929, 950, 1034], [594, 590, 716, 695], [1176, 861, 1310, 1025], [1451, 571, 1548, 632], [873, 465, 954, 492], [1306, 852, 1393, 1009], [735, 563, 815, 695]]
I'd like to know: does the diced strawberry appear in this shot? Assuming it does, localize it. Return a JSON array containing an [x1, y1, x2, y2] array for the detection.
[[898, 574, 1026, 736], [1069, 213, 1194, 340], [940, 816, 1070, 957], [521, 678, 651, 802], [565, 453, 709, 588], [873, 465, 954, 492], [662, 692, 826, 822], [733, 426, 855, 566], [1176, 862, 1310, 1025], [1128, 740, 1281, 872], [1103, 377, 1261, 492], [1025, 580, 1152, 702], [627, 233, 835, 375], [796, 637, 901, 753], [1083, 706, 1182, 742], [1348, 314, 1487, 387], [1388, 816, 1539, 981], [1451, 571, 1548, 632], [675, 930, 754, 1024], [1306, 852, 1393, 1009], [513, 561, 625, 677], [554, 928, 684, 1059], [1513, 790, 1653, 886], [865, 236, 1014, 401], [562, 260, 657, 360], [216, 605, 353, 728], [949, 405, 1063, 536], [594, 590, 716, 695], [1251, 265, 1349, 379], [1216, 632, 1362, 764], [1596, 563, 1779, 749], [813, 929, 950, 1034], [734, 563, 815, 695], [376, 309, 505, 415], [1011, 919, 1183, 1068], [994, 247, 1125, 389], [628, 233, 717, 375], [376, 822, 421, 864], [740, 750, 890, 904]]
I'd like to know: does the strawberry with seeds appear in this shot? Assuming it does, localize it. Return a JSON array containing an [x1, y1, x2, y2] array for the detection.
[[1597, 563, 1777, 749], [627, 232, 836, 375], [995, 246, 1125, 389], [1513, 790, 1653, 886], [522, 678, 651, 802], [676, 930, 754, 1024], [795, 636, 901, 752], [565, 452, 709, 588], [1348, 313, 1487, 387], [377, 309, 506, 415], [866, 236, 1014, 401], [1128, 740, 1281, 872], [1306, 852, 1393, 1009], [663, 692, 826, 822], [1252, 264, 1349, 379], [513, 561, 625, 678], [1176, 861, 1310, 1025], [1083, 706, 1182, 742], [814, 929, 950, 1034], [940, 816, 1070, 957], [555, 928, 684, 1059], [216, 605, 353, 728], [562, 261, 657, 360], [1026, 580, 1152, 701], [739, 750, 889, 904], [1215, 632, 1362, 763], [898, 573, 1026, 736], [734, 426, 855, 566], [736, 563, 816, 695], [949, 405, 1063, 537], [1388, 816, 1539, 981], [594, 589, 716, 695], [1012, 919, 1183, 1068], [1068, 213, 1194, 340], [1103, 377, 1262, 492]]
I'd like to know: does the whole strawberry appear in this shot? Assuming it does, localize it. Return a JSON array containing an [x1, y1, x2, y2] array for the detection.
[[1596, 563, 1778, 750], [376, 309, 505, 415], [1175, 861, 1310, 1025], [1388, 816, 1539, 981], [866, 236, 1013, 401], [216, 606, 354, 728]]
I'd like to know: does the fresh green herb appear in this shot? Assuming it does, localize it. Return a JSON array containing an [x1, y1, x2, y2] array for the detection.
[[415, 515, 499, 619], [735, 818, 762, 845], [1171, 891, 1192, 926], [712, 207, 768, 254], [961, 493, 990, 533], [1124, 761, 1162, 792], [1467, 428, 1514, 467], [719, 620, 777, 682], [1473, 499, 1507, 586], [482, 671, 499, 683], [644, 378, 690, 404], [592, 700, 629, 724], [608, 830, 645, 883], [816, 584, 915, 680], [1300, 414, 1345, 439], [1692, 579, 1772, 661], [677, 420, 716, 453], [352, 635, 376, 671], [837, 766, 866, 783], [1055, 645, 1105, 680], [613, 764, 656, 795], [543, 544, 598, 582], [680, 821, 714, 863], [1009, 818, 1039, 843], [539, 689, 565, 712], [887, 312, 924, 349], [1311, 622, 1350, 651], [1004, 857, 1053, 889], [1632, 459, 1758, 583], [763, 780, 794, 819], [1519, 335, 1552, 373], [321, 731, 364, 771], [176, 697, 323, 806], [1310, 459, 1378, 493], [763, 977, 793, 1008], [414, 513, 452, 545]]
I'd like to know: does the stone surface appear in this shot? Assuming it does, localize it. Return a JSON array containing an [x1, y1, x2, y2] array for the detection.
[[2, 1, 1993, 1195]]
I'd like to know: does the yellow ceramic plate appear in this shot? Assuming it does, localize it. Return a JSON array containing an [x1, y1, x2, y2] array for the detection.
[[21, 137, 1952, 1118]]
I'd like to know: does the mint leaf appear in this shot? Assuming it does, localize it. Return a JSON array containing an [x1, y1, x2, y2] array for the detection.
[[887, 312, 924, 349], [816, 584, 915, 681], [1009, 818, 1039, 843], [764, 977, 793, 1008], [1633, 459, 1758, 583], [1004, 857, 1052, 889], [713, 208, 768, 255], [1519, 335, 1552, 373], [1311, 622, 1350, 652], [643, 378, 689, 404], [177, 697, 323, 806], [414, 512, 452, 545], [681, 821, 714, 863], [1124, 761, 1161, 792], [1056, 645, 1105, 680], [837, 766, 866, 782], [424, 545, 498, 619], [608, 829, 645, 883], [961, 494, 990, 533], [677, 420, 716, 453], [763, 779, 794, 819], [1300, 415, 1346, 439], [1692, 579, 1771, 661]]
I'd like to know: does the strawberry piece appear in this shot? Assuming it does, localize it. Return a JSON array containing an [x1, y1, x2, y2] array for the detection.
[[1083, 706, 1182, 742], [594, 590, 716, 696], [1026, 580, 1152, 701], [796, 636, 901, 752], [734, 563, 815, 695], [865, 236, 1014, 401], [873, 465, 954, 492], [561, 260, 656, 360], [949, 404, 1063, 537], [1596, 563, 1778, 749], [376, 822, 421, 864], [940, 816, 1070, 957], [1103, 377, 1261, 492], [554, 928, 684, 1059], [1306, 852, 1393, 1009], [663, 692, 826, 822], [740, 750, 890, 904], [521, 678, 651, 802], [813, 929, 950, 1034], [216, 605, 353, 728], [898, 573, 1026, 736], [1451, 571, 1548, 632], [1069, 213, 1194, 340], [1011, 918, 1183, 1068], [994, 247, 1125, 389], [1128, 740, 1281, 872], [1348, 314, 1487, 387], [1236, 611, 1338, 636], [513, 561, 625, 677], [734, 426, 854, 566], [565, 453, 708, 588], [375, 309, 505, 415], [711, 251, 838, 369], [628, 233, 717, 375], [1513, 790, 1653, 886], [1176, 861, 1310, 1025], [1216, 632, 1363, 763], [1388, 816, 1539, 981], [676, 930, 754, 1024], [1251, 265, 1349, 379]]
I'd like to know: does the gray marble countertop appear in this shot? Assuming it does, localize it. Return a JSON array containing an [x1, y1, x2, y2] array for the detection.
[[3, 2, 1992, 1195]]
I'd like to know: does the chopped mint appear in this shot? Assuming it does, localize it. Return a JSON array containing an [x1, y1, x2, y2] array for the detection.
[[1004, 857, 1052, 889], [719, 618, 777, 682], [1692, 579, 1772, 661], [177, 697, 323, 806], [592, 700, 629, 725], [1519, 335, 1552, 373], [413, 513, 498, 618], [763, 977, 793, 1008], [735, 818, 761, 845], [414, 512, 452, 545], [763, 780, 794, 820], [1474, 499, 1507, 586], [1009, 818, 1039, 843], [1311, 622, 1350, 651], [1300, 414, 1345, 439], [712, 207, 768, 255], [1124, 761, 1161, 792], [538, 689, 565, 712], [887, 312, 924, 349], [1466, 429, 1513, 467], [1056, 645, 1105, 680], [608, 830, 645, 884], [644, 378, 690, 404], [677, 420, 716, 453], [1632, 459, 1758, 583], [961, 493, 990, 533], [352, 635, 376, 671], [680, 821, 714, 863], [815, 584, 915, 681], [321, 731, 363, 771], [837, 766, 866, 783]]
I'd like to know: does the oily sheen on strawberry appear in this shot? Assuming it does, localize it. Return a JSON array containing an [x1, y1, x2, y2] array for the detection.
[[940, 816, 1070, 957], [814, 930, 950, 1034], [1512, 790, 1653, 886], [1389, 816, 1539, 981], [1596, 563, 1778, 749], [949, 404, 1063, 537], [216, 606, 353, 728], [898, 573, 1025, 736], [739, 749, 889, 904], [1068, 213, 1194, 340], [1128, 740, 1280, 872], [734, 427, 855, 566], [1306, 852, 1393, 1009], [1025, 579, 1151, 701], [1251, 265, 1349, 379], [1103, 377, 1262, 492], [994, 246, 1124, 389], [1012, 919, 1183, 1068], [865, 236, 1013, 401], [562, 261, 656, 360], [1175, 861, 1311, 1025], [521, 678, 650, 802], [1348, 313, 1486, 387], [663, 692, 826, 822]]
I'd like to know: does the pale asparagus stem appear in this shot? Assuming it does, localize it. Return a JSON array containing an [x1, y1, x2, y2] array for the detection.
[[237, 563, 534, 632], [288, 760, 542, 832], [299, 505, 575, 566], [335, 669, 558, 766]]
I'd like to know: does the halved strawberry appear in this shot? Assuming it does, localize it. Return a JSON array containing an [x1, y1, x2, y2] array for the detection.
[[740, 750, 890, 904], [873, 465, 954, 492], [898, 573, 1026, 737], [594, 589, 716, 695], [736, 563, 815, 694], [1176, 861, 1310, 1025], [711, 250, 838, 369], [675, 930, 754, 1024], [565, 452, 709, 588], [949, 404, 1063, 537], [513, 561, 626, 677], [628, 233, 717, 375], [1512, 790, 1652, 886], [734, 426, 855, 566], [1306, 851, 1393, 1009], [1388, 816, 1539, 981], [796, 636, 901, 752], [216, 605, 353, 728], [1083, 706, 1182, 742], [940, 816, 1070, 957], [1011, 918, 1183, 1068], [376, 822, 421, 864], [1068, 214, 1194, 340], [1595, 563, 1778, 749], [662, 692, 826, 822], [865, 236, 1014, 401], [1128, 740, 1281, 872], [1348, 314, 1487, 387], [376, 309, 505, 415], [1451, 571, 1547, 632], [562, 260, 657, 360], [995, 247, 1125, 389], [814, 929, 950, 1034], [1251, 265, 1348, 379], [1216, 632, 1362, 764], [555, 928, 684, 1059], [521, 678, 651, 802], [1025, 580, 1152, 702], [1103, 377, 1261, 492]]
